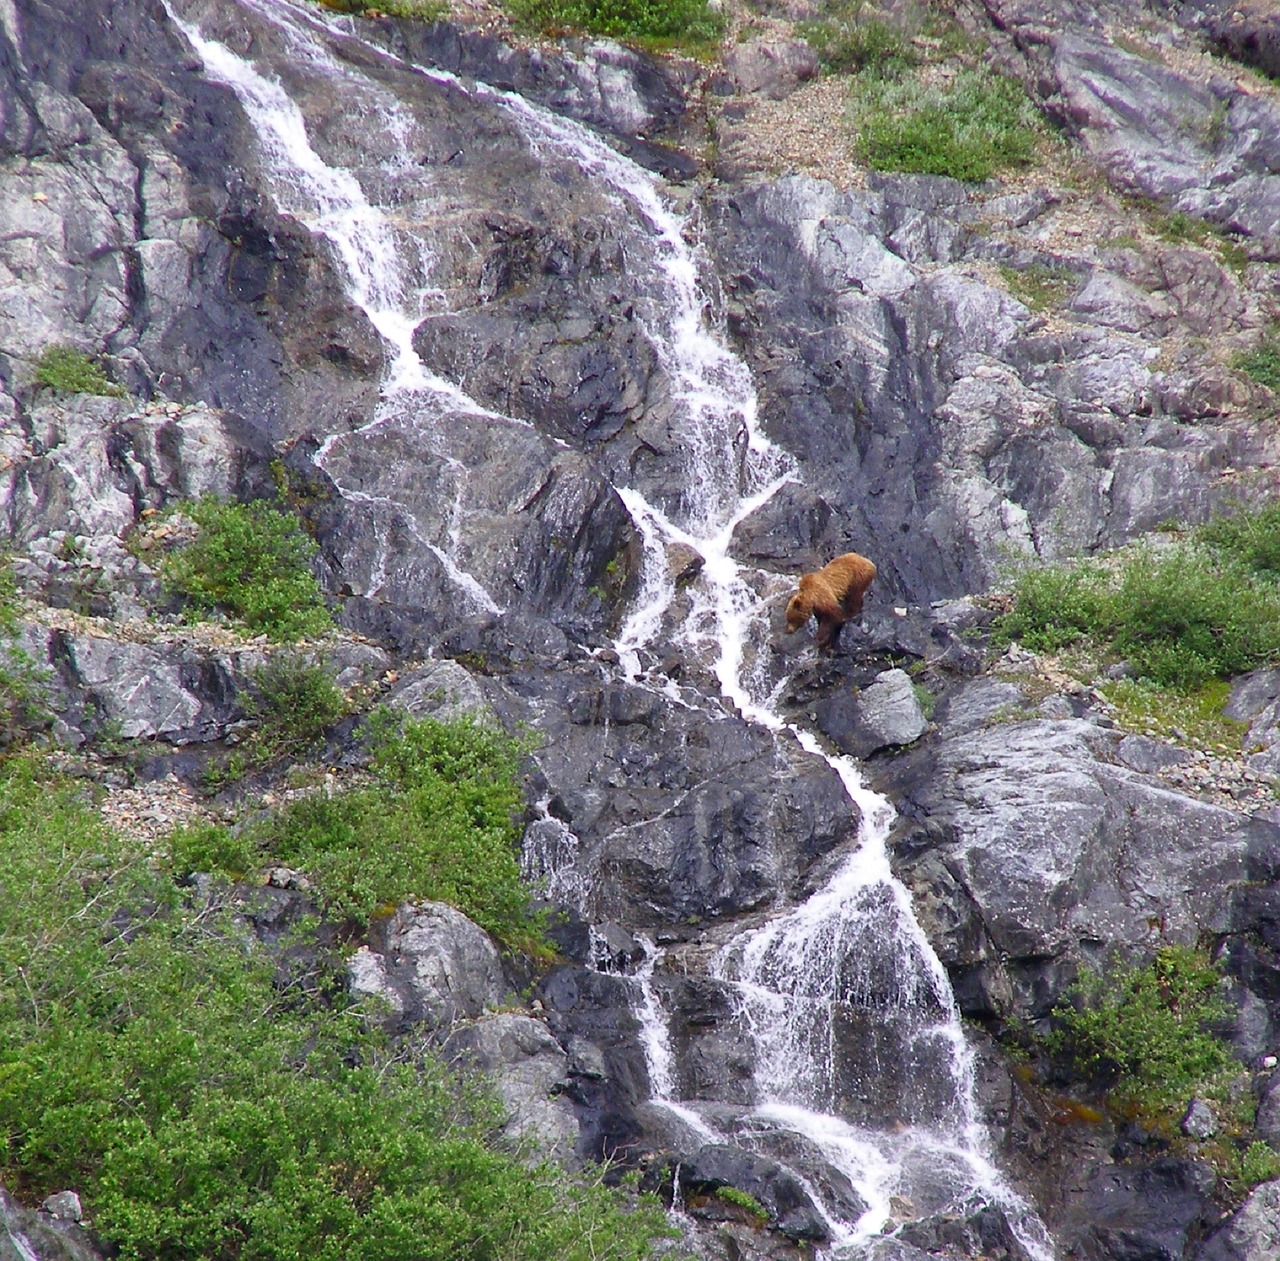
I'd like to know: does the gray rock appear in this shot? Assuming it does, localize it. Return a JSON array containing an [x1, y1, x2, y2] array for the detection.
[[386, 660, 490, 724], [1256, 1080, 1280, 1150], [354, 902, 508, 1031], [444, 1014, 579, 1161], [814, 667, 928, 758], [885, 697, 1255, 1019], [1116, 735, 1192, 775], [724, 39, 819, 100], [1196, 1177, 1280, 1261], [0, 1184, 101, 1261], [1181, 1097, 1219, 1139], [37, 1193, 80, 1224]]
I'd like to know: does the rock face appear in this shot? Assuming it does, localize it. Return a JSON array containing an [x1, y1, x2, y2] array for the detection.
[[7, 0, 1280, 1258]]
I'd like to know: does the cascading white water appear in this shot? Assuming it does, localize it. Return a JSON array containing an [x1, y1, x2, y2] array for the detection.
[[170, 1, 1052, 1254]]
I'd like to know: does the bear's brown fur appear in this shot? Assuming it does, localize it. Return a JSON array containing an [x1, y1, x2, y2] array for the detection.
[[784, 552, 877, 650]]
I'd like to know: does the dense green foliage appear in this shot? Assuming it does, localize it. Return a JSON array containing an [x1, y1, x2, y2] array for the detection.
[[852, 68, 1041, 182], [0, 757, 672, 1261], [185, 712, 547, 951], [1200, 499, 1280, 579], [1043, 948, 1280, 1193], [34, 345, 126, 397], [158, 497, 333, 641], [244, 655, 350, 762], [1047, 948, 1234, 1111], [995, 516, 1280, 688], [504, 0, 723, 48], [0, 563, 49, 746]]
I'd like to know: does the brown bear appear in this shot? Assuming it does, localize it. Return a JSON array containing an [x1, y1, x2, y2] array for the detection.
[[784, 552, 877, 651]]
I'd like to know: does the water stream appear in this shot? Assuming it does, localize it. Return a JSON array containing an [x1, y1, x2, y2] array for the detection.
[[170, 1, 1052, 1254]]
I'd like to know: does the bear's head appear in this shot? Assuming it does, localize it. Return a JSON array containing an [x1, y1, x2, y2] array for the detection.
[[784, 591, 811, 633]]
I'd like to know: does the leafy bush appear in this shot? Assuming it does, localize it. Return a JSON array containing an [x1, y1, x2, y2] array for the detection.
[[996, 536, 1280, 689], [1047, 948, 1234, 1112], [158, 497, 333, 641], [503, 0, 723, 47], [0, 757, 673, 1261], [852, 67, 1041, 182], [34, 345, 126, 397], [243, 654, 349, 763], [1199, 500, 1280, 579], [214, 712, 548, 951], [994, 558, 1115, 654], [0, 562, 50, 746], [799, 5, 916, 77]]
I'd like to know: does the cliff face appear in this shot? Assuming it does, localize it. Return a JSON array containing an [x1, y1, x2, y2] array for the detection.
[[5, 0, 1280, 1258]]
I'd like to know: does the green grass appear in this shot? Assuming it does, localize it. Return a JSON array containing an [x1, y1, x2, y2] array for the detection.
[[157, 497, 333, 642], [996, 516, 1280, 689], [999, 262, 1077, 312], [1233, 333, 1280, 392], [0, 562, 50, 746], [34, 345, 126, 398], [1100, 678, 1248, 753], [0, 756, 674, 1261], [851, 67, 1042, 182], [503, 0, 723, 48], [188, 711, 548, 953]]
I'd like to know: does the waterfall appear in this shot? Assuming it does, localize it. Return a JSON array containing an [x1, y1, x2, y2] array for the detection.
[[168, 1, 1053, 1255]]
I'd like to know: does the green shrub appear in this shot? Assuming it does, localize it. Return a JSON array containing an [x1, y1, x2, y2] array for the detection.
[[994, 558, 1115, 654], [715, 1186, 767, 1218], [242, 711, 547, 951], [1232, 334, 1280, 391], [503, 0, 723, 47], [799, 5, 916, 77], [0, 757, 673, 1261], [1046, 947, 1234, 1114], [318, 0, 447, 17], [158, 497, 333, 641], [852, 67, 1042, 182], [34, 345, 126, 397], [1199, 500, 1280, 579], [0, 562, 51, 745], [243, 655, 349, 764], [996, 537, 1280, 689]]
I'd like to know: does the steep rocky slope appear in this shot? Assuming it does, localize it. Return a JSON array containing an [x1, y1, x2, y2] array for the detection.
[[4, 0, 1280, 1258]]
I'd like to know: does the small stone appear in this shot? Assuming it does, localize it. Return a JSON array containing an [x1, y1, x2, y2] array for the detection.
[[1262, 1055, 1278, 1069], [41, 1190, 82, 1221], [1181, 1097, 1218, 1139]]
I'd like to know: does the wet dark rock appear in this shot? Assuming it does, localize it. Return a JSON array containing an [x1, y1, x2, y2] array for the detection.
[[1073, 1157, 1217, 1261], [677, 1144, 830, 1242]]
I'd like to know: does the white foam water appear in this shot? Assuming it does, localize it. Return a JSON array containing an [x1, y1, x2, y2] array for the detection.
[[169, 1, 1053, 1254]]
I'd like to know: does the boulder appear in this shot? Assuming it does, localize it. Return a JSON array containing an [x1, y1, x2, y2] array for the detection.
[[351, 902, 508, 1031], [1194, 1177, 1280, 1261], [444, 1014, 579, 1161], [812, 667, 928, 758]]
